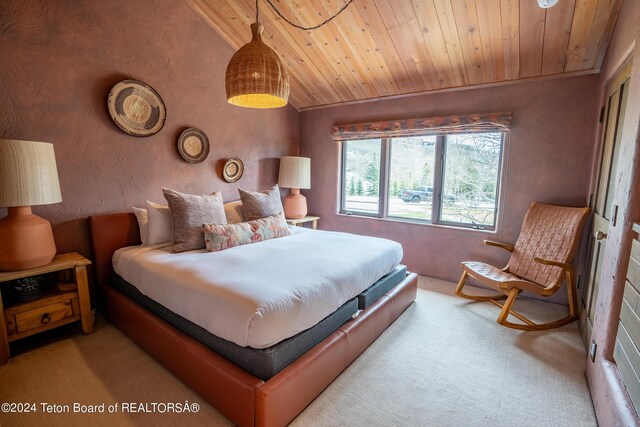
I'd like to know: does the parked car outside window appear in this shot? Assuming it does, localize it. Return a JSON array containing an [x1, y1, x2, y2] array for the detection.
[[400, 186, 433, 203]]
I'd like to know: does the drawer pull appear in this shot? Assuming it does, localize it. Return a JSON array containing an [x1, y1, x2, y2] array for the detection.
[[41, 313, 51, 324]]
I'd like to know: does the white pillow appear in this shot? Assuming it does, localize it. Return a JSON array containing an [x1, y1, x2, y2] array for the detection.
[[146, 201, 172, 245], [132, 207, 149, 245]]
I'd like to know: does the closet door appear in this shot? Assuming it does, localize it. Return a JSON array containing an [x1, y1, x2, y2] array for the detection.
[[580, 60, 631, 346]]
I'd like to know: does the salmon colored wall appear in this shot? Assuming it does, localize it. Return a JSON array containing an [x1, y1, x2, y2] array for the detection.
[[1, 1, 637, 422], [300, 75, 600, 301], [0, 0, 299, 283], [585, 0, 640, 425]]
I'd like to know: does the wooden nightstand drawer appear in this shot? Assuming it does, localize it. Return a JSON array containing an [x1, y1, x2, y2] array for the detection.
[[15, 299, 76, 334], [5, 291, 81, 340]]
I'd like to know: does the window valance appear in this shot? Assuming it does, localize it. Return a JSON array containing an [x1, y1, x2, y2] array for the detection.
[[331, 112, 512, 142]]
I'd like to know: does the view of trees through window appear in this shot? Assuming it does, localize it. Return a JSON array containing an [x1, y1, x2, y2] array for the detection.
[[441, 133, 502, 226], [342, 139, 381, 214], [342, 132, 504, 229], [388, 136, 436, 220]]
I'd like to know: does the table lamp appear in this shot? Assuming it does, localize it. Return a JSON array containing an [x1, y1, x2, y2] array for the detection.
[[278, 156, 310, 219], [0, 139, 62, 271]]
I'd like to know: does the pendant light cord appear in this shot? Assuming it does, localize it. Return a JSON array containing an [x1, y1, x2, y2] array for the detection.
[[261, 0, 355, 31]]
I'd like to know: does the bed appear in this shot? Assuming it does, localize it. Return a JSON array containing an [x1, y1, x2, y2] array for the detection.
[[90, 212, 418, 427]]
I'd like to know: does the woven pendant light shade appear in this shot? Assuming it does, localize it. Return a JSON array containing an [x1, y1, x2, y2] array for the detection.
[[225, 22, 290, 109]]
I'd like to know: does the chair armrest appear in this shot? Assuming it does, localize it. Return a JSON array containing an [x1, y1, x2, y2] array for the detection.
[[533, 257, 573, 272], [484, 240, 514, 252]]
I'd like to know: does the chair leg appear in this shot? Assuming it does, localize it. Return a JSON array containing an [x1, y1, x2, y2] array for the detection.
[[454, 270, 508, 301], [566, 270, 578, 317], [454, 271, 468, 295], [495, 281, 579, 331], [497, 288, 520, 326]]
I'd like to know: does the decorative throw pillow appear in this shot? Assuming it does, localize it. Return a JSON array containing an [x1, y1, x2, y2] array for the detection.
[[132, 207, 149, 245], [203, 214, 291, 252], [224, 200, 246, 224], [238, 184, 284, 220], [163, 188, 226, 253], [146, 201, 172, 245]]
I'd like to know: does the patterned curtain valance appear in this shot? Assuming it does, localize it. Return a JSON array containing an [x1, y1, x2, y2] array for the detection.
[[331, 112, 512, 142]]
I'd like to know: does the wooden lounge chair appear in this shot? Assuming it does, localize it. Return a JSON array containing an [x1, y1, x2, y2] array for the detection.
[[455, 202, 591, 330]]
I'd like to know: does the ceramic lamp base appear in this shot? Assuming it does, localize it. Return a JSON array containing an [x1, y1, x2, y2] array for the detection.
[[283, 189, 307, 219], [0, 206, 57, 271]]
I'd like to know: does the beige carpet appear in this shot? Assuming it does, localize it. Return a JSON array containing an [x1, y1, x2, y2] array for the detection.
[[0, 277, 596, 426]]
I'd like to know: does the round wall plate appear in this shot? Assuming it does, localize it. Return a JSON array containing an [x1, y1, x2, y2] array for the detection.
[[107, 79, 166, 137], [177, 128, 210, 163], [223, 158, 244, 182]]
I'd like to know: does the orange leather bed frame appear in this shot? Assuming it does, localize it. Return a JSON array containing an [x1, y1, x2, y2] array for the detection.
[[90, 213, 417, 427]]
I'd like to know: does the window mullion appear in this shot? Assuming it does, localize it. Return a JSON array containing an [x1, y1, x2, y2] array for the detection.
[[432, 135, 445, 223], [492, 133, 506, 229], [340, 141, 347, 213], [378, 138, 390, 218]]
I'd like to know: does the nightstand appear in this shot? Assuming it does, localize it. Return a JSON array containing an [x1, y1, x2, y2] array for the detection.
[[286, 215, 320, 229], [0, 252, 93, 365]]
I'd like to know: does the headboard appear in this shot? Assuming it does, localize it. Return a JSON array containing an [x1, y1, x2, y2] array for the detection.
[[89, 213, 140, 290]]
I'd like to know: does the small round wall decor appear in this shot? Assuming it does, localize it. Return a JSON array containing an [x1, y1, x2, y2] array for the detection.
[[177, 128, 210, 163], [107, 79, 166, 137], [223, 158, 244, 182]]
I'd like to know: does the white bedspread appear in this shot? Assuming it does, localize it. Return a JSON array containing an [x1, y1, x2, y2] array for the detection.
[[113, 227, 402, 349]]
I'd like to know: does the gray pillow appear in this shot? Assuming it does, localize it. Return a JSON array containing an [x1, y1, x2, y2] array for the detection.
[[162, 188, 226, 253], [238, 185, 284, 220]]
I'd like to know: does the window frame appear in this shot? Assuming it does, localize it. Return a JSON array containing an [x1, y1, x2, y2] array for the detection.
[[340, 138, 386, 218], [339, 132, 506, 231]]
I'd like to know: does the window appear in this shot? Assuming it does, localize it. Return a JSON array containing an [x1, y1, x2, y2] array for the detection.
[[388, 136, 436, 221], [342, 139, 382, 214], [340, 132, 505, 230]]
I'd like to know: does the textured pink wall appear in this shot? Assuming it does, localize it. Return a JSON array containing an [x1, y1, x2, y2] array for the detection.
[[0, 0, 299, 278], [585, 0, 640, 425], [300, 75, 600, 301]]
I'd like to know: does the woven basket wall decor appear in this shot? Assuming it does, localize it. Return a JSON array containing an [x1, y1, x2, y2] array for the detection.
[[177, 128, 209, 163], [223, 158, 244, 182], [107, 80, 166, 137]]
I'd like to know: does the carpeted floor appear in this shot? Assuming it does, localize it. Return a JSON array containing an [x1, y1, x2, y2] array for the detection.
[[0, 277, 596, 426]]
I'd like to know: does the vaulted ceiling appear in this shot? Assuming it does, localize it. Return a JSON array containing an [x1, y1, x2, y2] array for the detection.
[[188, 0, 622, 110]]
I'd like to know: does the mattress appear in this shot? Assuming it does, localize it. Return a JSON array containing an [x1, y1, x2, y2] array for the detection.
[[111, 273, 359, 380], [110, 265, 407, 380], [113, 227, 403, 349], [358, 265, 407, 309]]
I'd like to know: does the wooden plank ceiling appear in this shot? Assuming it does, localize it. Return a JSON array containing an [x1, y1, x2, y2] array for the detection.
[[188, 0, 622, 110]]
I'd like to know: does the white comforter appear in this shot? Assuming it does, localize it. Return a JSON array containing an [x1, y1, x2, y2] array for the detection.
[[113, 227, 402, 349]]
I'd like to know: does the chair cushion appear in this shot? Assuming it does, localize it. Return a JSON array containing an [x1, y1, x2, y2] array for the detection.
[[462, 261, 545, 295]]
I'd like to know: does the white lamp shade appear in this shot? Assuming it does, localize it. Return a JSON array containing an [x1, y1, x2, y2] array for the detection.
[[278, 156, 310, 189], [0, 139, 62, 207]]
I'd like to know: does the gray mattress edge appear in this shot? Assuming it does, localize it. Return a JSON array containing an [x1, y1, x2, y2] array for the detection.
[[358, 265, 407, 309]]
